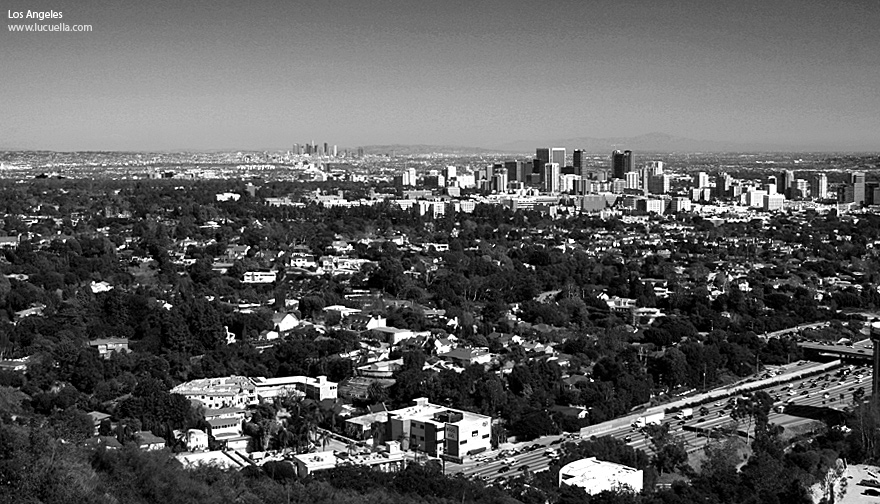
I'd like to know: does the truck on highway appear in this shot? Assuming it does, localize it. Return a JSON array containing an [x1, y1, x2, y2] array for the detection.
[[632, 412, 664, 428], [676, 408, 694, 420]]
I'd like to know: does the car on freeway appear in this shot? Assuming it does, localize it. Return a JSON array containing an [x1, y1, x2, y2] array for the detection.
[[519, 465, 530, 472], [550, 439, 563, 445], [498, 466, 510, 473], [528, 444, 542, 451], [624, 435, 632, 442]]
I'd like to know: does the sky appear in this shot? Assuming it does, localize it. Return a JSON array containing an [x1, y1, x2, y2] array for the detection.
[[2, 0, 879, 151]]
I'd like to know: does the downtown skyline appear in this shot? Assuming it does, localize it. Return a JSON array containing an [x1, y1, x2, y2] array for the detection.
[[2, 0, 879, 152]]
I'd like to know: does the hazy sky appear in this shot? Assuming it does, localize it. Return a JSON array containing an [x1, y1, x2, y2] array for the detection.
[[2, 0, 878, 151]]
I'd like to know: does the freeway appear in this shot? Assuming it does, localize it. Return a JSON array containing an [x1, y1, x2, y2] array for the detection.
[[448, 361, 870, 483]]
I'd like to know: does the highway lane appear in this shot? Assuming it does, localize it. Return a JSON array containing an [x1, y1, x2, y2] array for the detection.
[[451, 362, 870, 483]]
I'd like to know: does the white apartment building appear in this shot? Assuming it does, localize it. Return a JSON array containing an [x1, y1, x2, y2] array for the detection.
[[346, 398, 491, 461]]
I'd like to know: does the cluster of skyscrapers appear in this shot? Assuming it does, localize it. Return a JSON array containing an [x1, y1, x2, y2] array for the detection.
[[391, 148, 875, 215], [292, 141, 338, 157]]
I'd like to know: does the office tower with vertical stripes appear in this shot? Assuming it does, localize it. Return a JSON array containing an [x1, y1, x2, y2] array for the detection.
[[611, 150, 634, 179]]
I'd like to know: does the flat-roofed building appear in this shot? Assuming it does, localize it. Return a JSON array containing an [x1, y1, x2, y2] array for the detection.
[[172, 375, 337, 408], [559, 457, 643, 495], [346, 397, 491, 461], [88, 338, 130, 359], [171, 376, 257, 409], [292, 441, 405, 478]]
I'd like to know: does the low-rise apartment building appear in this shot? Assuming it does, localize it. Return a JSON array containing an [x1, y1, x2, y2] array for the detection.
[[346, 398, 491, 461]]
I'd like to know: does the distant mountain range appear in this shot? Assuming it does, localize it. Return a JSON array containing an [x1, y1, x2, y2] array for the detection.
[[358, 133, 873, 156], [359, 144, 503, 156], [494, 132, 812, 154]]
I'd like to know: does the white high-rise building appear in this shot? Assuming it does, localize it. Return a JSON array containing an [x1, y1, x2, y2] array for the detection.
[[543, 163, 560, 193], [696, 172, 710, 188], [625, 171, 640, 190]]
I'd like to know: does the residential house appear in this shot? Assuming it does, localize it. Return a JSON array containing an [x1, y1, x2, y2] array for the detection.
[[88, 338, 130, 359], [205, 407, 244, 440], [371, 327, 415, 346], [242, 271, 277, 284], [171, 376, 257, 409], [0, 357, 30, 373], [0, 235, 20, 248], [250, 375, 338, 401], [87, 411, 111, 436], [186, 429, 209, 452], [438, 347, 492, 367], [433, 337, 454, 355], [347, 313, 386, 331], [324, 305, 362, 319], [135, 431, 167, 451], [271, 312, 300, 333], [225, 244, 250, 260]]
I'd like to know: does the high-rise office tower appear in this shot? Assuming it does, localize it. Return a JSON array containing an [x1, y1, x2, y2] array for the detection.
[[779, 170, 795, 198], [551, 148, 566, 168], [357, 147, 364, 158], [715, 173, 733, 198], [648, 174, 670, 195], [625, 171, 640, 190], [443, 165, 457, 182], [504, 160, 524, 182], [492, 171, 508, 193], [573, 149, 587, 176], [868, 182, 880, 206], [852, 172, 866, 205], [332, 145, 337, 157], [812, 173, 828, 199], [646, 161, 664, 175], [611, 150, 634, 179], [543, 163, 560, 193], [533, 158, 546, 184], [404, 167, 417, 187], [536, 148, 551, 164], [696, 172, 710, 188]]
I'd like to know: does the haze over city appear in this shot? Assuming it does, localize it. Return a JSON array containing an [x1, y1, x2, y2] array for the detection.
[[3, 0, 878, 152]]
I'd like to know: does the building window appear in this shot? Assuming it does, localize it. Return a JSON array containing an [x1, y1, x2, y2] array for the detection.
[[472, 431, 478, 437], [460, 440, 466, 445], [482, 434, 490, 439]]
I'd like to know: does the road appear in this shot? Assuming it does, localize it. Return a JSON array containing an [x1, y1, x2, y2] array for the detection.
[[447, 361, 870, 483]]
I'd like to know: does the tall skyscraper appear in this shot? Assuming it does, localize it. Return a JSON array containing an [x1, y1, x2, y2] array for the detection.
[[543, 163, 560, 193], [648, 174, 670, 195], [504, 160, 524, 182], [812, 173, 828, 199], [551, 148, 566, 169], [625, 171, 640, 190], [611, 150, 634, 179], [536, 148, 551, 164], [646, 161, 664, 175], [715, 173, 733, 198], [533, 157, 546, 184], [404, 167, 417, 187], [852, 172, 866, 205], [779, 170, 795, 198], [573, 149, 587, 176], [695, 172, 710, 188]]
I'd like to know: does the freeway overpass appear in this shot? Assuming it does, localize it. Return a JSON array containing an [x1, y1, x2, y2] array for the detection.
[[799, 339, 875, 362]]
